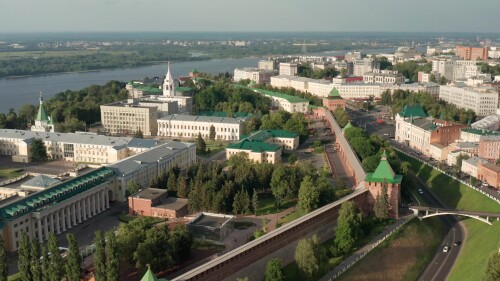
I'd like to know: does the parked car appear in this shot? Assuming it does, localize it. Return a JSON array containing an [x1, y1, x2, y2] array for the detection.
[[418, 188, 424, 194], [443, 246, 449, 253], [453, 241, 461, 246]]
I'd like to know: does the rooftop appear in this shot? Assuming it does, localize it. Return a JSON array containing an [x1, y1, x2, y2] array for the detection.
[[227, 139, 281, 153], [190, 213, 233, 228], [481, 162, 500, 173], [399, 105, 428, 118], [21, 175, 61, 189], [234, 84, 309, 104], [158, 114, 244, 124], [131, 188, 167, 200], [463, 156, 488, 167], [481, 135, 500, 141], [0, 167, 114, 220], [155, 197, 188, 211], [243, 130, 298, 142], [365, 151, 403, 184], [198, 111, 252, 118], [462, 128, 500, 136]]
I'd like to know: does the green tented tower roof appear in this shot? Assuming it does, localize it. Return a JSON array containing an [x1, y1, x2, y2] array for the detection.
[[141, 268, 168, 281], [365, 150, 403, 184], [342, 121, 354, 131], [399, 105, 427, 118], [330, 87, 341, 97], [35, 96, 49, 122]]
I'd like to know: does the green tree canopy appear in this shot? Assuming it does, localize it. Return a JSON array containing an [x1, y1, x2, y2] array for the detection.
[[335, 201, 362, 255], [264, 258, 285, 281], [31, 138, 48, 162], [294, 235, 326, 280], [298, 176, 320, 214]]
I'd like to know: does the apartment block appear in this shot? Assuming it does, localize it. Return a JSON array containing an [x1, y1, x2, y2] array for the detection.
[[439, 83, 498, 116]]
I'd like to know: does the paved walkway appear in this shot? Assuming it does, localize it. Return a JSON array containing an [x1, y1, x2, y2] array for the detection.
[[319, 214, 413, 281]]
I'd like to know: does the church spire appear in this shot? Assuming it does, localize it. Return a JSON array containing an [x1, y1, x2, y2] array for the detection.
[[163, 62, 176, 97]]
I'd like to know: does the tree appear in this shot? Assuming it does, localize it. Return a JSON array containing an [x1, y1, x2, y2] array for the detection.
[[335, 201, 362, 255], [264, 258, 285, 281], [105, 231, 120, 281], [0, 235, 6, 281], [484, 252, 500, 281], [133, 129, 143, 138], [374, 181, 389, 220], [439, 76, 448, 85], [40, 244, 50, 281], [134, 225, 174, 271], [126, 180, 141, 197], [270, 166, 288, 208], [31, 138, 48, 162], [65, 233, 81, 281], [298, 176, 320, 213], [116, 217, 163, 265], [294, 235, 325, 280], [380, 90, 392, 105], [48, 232, 63, 281], [30, 238, 42, 281], [209, 125, 216, 140], [167, 172, 177, 193], [196, 132, 207, 154], [252, 189, 259, 215], [177, 176, 189, 198], [233, 188, 250, 215], [93, 231, 107, 281], [288, 153, 298, 164], [18, 232, 31, 281]]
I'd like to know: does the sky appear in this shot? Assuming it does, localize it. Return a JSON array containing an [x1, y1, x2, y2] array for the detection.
[[0, 0, 499, 33]]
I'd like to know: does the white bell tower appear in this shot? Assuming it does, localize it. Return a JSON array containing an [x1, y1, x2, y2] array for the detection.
[[162, 62, 176, 97]]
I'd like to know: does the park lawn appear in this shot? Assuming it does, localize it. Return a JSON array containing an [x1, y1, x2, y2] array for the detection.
[[0, 168, 23, 179], [399, 153, 500, 213], [398, 152, 500, 281], [256, 196, 296, 216], [199, 141, 226, 158], [276, 209, 304, 227], [447, 220, 500, 281], [338, 218, 444, 281]]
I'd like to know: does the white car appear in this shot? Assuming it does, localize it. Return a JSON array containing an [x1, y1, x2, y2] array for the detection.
[[418, 189, 424, 194], [443, 246, 449, 253]]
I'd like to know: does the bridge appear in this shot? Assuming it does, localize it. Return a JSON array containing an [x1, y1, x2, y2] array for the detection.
[[409, 206, 500, 225]]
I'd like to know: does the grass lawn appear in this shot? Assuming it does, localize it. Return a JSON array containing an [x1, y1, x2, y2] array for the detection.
[[255, 195, 296, 216], [398, 152, 500, 281], [191, 239, 226, 251], [0, 168, 24, 180], [276, 208, 303, 227], [338, 218, 444, 281], [199, 141, 226, 158]]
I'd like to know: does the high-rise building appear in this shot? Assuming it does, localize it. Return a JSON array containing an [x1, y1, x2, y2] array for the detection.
[[455, 45, 488, 60]]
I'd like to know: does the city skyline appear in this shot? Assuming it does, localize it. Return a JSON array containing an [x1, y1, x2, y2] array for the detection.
[[1, 0, 499, 33]]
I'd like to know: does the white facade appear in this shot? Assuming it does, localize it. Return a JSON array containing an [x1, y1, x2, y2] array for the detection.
[[157, 114, 244, 141], [439, 84, 498, 116], [258, 60, 277, 70], [432, 59, 481, 81], [363, 70, 405, 84], [233, 68, 277, 84], [270, 75, 333, 97], [336, 83, 382, 100], [279, 63, 298, 76], [395, 114, 432, 156], [352, 59, 379, 76]]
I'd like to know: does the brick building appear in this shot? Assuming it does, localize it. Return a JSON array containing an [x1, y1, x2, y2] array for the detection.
[[364, 151, 402, 219], [478, 162, 500, 189], [128, 188, 189, 219], [479, 135, 500, 162], [323, 88, 346, 110], [430, 119, 469, 147], [455, 45, 489, 60]]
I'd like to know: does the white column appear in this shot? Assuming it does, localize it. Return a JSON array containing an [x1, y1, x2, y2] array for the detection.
[[72, 203, 77, 225], [96, 192, 101, 213], [87, 196, 92, 218], [55, 211, 61, 234], [92, 193, 96, 215], [78, 200, 83, 222], [66, 206, 72, 229], [102, 190, 106, 209], [105, 190, 110, 208], [61, 208, 66, 232], [82, 199, 87, 221], [49, 213, 55, 234], [37, 218, 43, 243], [43, 216, 49, 241]]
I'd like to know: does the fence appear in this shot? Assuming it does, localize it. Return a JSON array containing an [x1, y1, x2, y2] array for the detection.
[[394, 147, 500, 205], [322, 217, 412, 280], [0, 173, 28, 186]]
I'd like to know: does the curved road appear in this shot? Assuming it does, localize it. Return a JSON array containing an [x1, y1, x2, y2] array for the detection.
[[415, 181, 465, 281]]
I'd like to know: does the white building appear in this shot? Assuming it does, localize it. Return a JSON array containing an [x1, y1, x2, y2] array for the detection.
[[461, 156, 488, 178], [233, 67, 278, 84], [432, 59, 481, 81], [270, 75, 334, 97], [471, 115, 500, 131], [157, 114, 244, 141], [352, 58, 380, 76], [439, 83, 498, 116], [258, 60, 278, 70], [279, 63, 298, 76], [31, 96, 55, 133], [251, 88, 309, 113], [363, 70, 405, 84]]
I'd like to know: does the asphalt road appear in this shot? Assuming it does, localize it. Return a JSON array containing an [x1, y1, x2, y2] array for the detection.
[[346, 105, 464, 280], [415, 180, 465, 281]]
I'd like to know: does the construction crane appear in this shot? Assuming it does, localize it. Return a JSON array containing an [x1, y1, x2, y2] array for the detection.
[[293, 39, 317, 54]]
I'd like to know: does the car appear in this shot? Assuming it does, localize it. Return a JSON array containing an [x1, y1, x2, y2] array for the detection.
[[453, 241, 461, 246], [418, 188, 424, 194], [443, 246, 449, 253]]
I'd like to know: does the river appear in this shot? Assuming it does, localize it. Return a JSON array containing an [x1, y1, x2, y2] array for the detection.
[[0, 57, 262, 113]]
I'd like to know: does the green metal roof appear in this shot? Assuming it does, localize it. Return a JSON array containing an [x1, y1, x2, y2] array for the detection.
[[399, 105, 427, 118], [245, 130, 298, 142], [330, 87, 341, 97], [233, 84, 310, 104], [191, 67, 199, 73], [35, 97, 49, 122], [141, 268, 168, 281], [130, 83, 163, 94], [0, 167, 114, 221], [365, 151, 402, 184], [342, 121, 354, 131], [462, 128, 500, 136], [227, 139, 281, 152]]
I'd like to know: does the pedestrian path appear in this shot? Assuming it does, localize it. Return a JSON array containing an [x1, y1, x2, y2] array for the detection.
[[319, 214, 413, 281]]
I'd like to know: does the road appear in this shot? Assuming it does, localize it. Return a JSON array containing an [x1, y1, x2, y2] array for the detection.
[[346, 104, 465, 280], [415, 180, 465, 281]]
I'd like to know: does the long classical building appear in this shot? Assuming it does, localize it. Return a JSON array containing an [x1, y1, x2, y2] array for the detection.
[[157, 114, 245, 141], [0, 167, 115, 251], [0, 129, 161, 163], [363, 70, 405, 84], [233, 68, 278, 84], [439, 83, 498, 116], [335, 82, 440, 100]]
